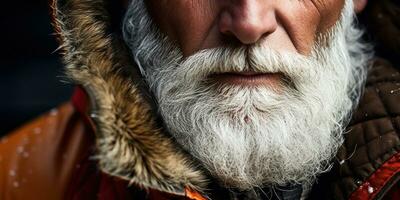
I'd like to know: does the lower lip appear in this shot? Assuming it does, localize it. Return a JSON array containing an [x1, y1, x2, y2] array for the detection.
[[209, 72, 283, 87]]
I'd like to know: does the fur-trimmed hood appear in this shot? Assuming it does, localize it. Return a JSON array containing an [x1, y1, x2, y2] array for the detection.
[[51, 0, 208, 195], [50, 0, 400, 199]]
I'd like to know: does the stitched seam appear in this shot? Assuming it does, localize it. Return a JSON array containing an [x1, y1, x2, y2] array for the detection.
[[375, 84, 398, 136], [349, 116, 394, 129], [343, 127, 361, 189], [364, 129, 396, 145], [343, 129, 397, 168], [372, 85, 395, 169], [351, 149, 398, 169], [361, 121, 377, 181], [346, 130, 398, 168], [366, 80, 400, 86], [392, 117, 400, 137]]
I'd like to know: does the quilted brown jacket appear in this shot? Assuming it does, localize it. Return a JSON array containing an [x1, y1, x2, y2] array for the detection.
[[1, 0, 400, 199]]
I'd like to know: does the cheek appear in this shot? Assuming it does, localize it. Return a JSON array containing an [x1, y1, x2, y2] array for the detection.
[[146, 0, 346, 56], [314, 0, 346, 32], [277, 0, 345, 54], [146, 1, 219, 56], [277, 2, 321, 54]]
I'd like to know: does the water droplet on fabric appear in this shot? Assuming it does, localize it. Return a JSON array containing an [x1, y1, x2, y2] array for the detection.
[[9, 170, 16, 177], [33, 128, 41, 135], [23, 152, 30, 158], [22, 137, 29, 145], [390, 88, 400, 94], [13, 181, 19, 188], [50, 109, 58, 116], [17, 146, 24, 154], [368, 186, 374, 194], [1, 137, 9, 144]]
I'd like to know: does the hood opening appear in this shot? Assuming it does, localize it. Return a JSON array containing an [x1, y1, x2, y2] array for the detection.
[[51, 0, 208, 195]]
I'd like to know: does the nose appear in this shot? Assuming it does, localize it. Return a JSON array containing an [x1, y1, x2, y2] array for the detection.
[[219, 0, 278, 45]]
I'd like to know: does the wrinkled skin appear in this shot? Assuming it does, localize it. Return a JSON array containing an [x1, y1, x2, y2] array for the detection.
[[121, 0, 370, 191], [144, 0, 366, 57]]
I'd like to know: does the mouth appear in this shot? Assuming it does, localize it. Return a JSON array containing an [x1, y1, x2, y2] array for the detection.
[[208, 72, 283, 87]]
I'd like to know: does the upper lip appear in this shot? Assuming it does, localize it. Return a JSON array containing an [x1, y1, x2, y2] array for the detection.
[[210, 71, 274, 77]]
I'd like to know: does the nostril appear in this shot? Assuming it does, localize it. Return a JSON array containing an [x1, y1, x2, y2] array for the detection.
[[219, 11, 233, 35], [218, 2, 278, 45], [220, 32, 243, 47]]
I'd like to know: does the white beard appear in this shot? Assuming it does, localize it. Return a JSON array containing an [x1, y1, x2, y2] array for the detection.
[[123, 0, 371, 190]]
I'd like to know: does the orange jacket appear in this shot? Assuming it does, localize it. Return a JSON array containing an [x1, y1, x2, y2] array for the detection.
[[0, 88, 206, 200]]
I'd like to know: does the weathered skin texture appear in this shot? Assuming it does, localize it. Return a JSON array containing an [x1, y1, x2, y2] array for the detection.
[[146, 0, 345, 56]]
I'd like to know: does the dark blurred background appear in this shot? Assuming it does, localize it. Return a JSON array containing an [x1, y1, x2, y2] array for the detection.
[[0, 0, 73, 136]]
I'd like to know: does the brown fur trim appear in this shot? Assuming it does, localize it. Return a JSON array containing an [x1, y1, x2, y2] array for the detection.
[[51, 0, 208, 194]]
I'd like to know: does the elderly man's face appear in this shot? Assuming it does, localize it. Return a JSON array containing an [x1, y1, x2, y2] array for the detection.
[[123, 0, 370, 190], [146, 0, 344, 56]]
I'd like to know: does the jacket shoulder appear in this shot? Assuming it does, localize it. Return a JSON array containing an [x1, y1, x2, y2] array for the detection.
[[0, 102, 92, 200], [348, 59, 400, 199], [309, 58, 400, 200]]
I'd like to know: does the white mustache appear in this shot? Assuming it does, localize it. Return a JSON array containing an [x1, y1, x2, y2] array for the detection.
[[177, 45, 314, 86]]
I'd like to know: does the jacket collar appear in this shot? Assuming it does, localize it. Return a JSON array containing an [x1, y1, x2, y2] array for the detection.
[[51, 0, 208, 195]]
